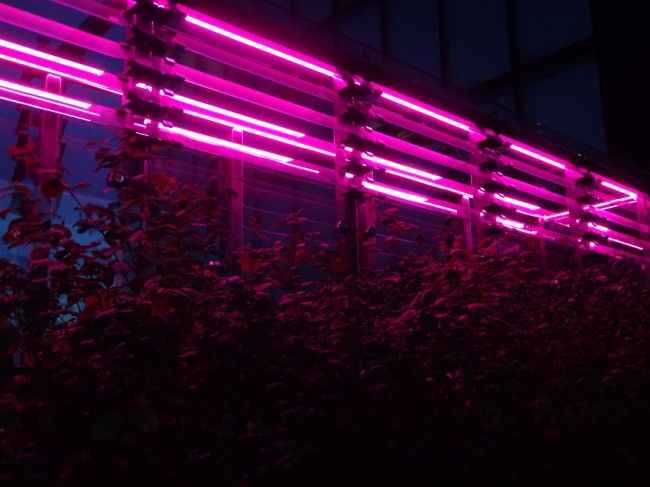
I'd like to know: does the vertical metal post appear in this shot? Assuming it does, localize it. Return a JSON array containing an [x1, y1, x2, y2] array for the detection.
[[538, 219, 549, 277], [38, 74, 62, 220], [566, 184, 585, 270], [468, 131, 491, 245], [333, 78, 360, 273], [359, 195, 376, 272], [461, 196, 473, 253], [636, 197, 650, 269], [229, 128, 244, 273]]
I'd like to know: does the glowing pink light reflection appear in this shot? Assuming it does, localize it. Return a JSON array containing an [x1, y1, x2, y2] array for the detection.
[[159, 123, 319, 174], [361, 153, 441, 181], [380, 93, 471, 131], [0, 79, 92, 109], [383, 169, 473, 198], [159, 90, 305, 138], [601, 181, 637, 198], [185, 16, 338, 78], [609, 238, 643, 251], [0, 53, 121, 95], [495, 217, 537, 234], [184, 110, 334, 156], [593, 196, 635, 208], [0, 94, 93, 122], [509, 144, 566, 169], [0, 38, 104, 75], [494, 194, 540, 210], [588, 222, 610, 232], [361, 181, 456, 213]]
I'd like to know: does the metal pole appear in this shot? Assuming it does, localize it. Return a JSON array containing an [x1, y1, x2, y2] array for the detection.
[[38, 74, 62, 221], [230, 128, 244, 274]]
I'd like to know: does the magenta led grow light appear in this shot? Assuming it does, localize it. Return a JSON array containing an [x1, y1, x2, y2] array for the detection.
[[508, 144, 566, 170], [0, 78, 92, 109], [0, 53, 121, 96], [157, 89, 305, 138], [0, 38, 104, 75], [609, 238, 644, 251], [184, 15, 338, 78], [495, 217, 537, 234], [380, 92, 471, 132], [0, 94, 93, 122], [361, 180, 457, 213], [184, 109, 335, 156], [383, 169, 473, 198], [361, 153, 441, 181], [158, 123, 319, 174], [588, 222, 610, 232], [601, 181, 637, 198], [494, 193, 540, 211]]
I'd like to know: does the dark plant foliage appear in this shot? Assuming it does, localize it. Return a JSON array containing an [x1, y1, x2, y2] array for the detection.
[[1, 139, 650, 487]]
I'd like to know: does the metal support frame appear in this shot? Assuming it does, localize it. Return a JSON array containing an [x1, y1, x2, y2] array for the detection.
[[1, 0, 649, 275], [38, 74, 62, 220]]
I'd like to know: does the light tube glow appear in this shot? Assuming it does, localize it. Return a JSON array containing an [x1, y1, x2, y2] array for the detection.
[[184, 109, 335, 156], [159, 124, 319, 174], [361, 181, 457, 213], [0, 53, 121, 95], [494, 194, 540, 210], [159, 90, 305, 138], [597, 200, 637, 211], [509, 144, 566, 169], [0, 79, 92, 109], [0, 94, 93, 122], [361, 153, 441, 181], [383, 169, 473, 197], [544, 211, 570, 220], [380, 92, 471, 131], [593, 196, 635, 208], [601, 181, 637, 198], [588, 222, 610, 232], [495, 217, 538, 234], [0, 38, 104, 75], [185, 16, 337, 78], [609, 238, 643, 251]]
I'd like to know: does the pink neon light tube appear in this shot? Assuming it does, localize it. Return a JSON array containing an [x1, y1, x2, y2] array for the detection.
[[494, 193, 540, 211], [361, 181, 457, 213], [158, 90, 305, 138], [159, 124, 319, 174], [495, 217, 537, 234], [380, 92, 471, 131], [593, 196, 635, 209], [609, 238, 643, 251], [383, 169, 473, 198], [588, 222, 610, 232], [0, 94, 93, 122], [0, 38, 104, 75], [601, 181, 637, 198], [0, 79, 92, 109], [508, 144, 566, 170], [0, 53, 121, 96], [361, 153, 441, 181], [184, 16, 338, 78], [184, 109, 335, 156]]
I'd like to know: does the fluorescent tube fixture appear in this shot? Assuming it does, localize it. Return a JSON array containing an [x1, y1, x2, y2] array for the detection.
[[601, 181, 637, 198], [158, 124, 319, 174], [495, 217, 537, 234], [184, 109, 335, 156], [361, 181, 456, 213], [0, 38, 104, 75], [159, 90, 305, 138], [361, 153, 441, 181], [0, 53, 121, 95], [588, 222, 610, 232], [0, 79, 92, 109], [0, 94, 93, 122], [608, 238, 643, 251], [383, 169, 473, 198], [184, 16, 337, 78], [494, 194, 540, 211], [380, 92, 471, 131], [509, 144, 566, 169]]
